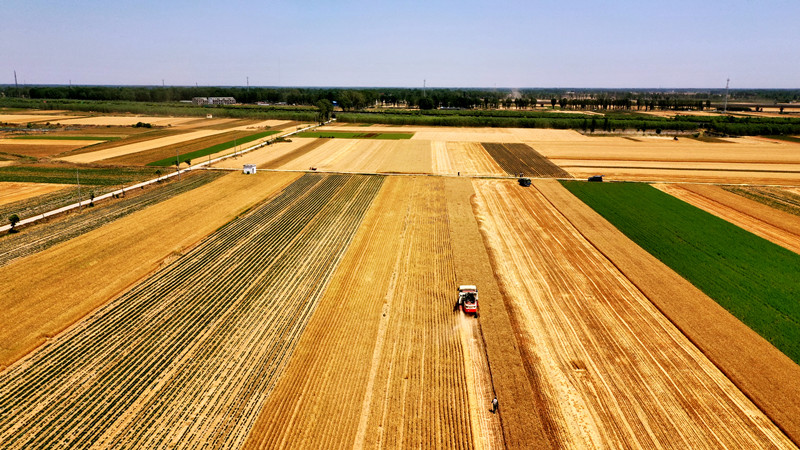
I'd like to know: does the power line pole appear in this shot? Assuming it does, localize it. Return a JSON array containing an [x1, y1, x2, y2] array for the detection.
[[723, 78, 730, 114]]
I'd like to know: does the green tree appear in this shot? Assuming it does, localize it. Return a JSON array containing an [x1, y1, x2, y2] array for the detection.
[[8, 214, 20, 232], [551, 98, 557, 109], [590, 117, 597, 133], [418, 97, 435, 110], [316, 99, 334, 122]]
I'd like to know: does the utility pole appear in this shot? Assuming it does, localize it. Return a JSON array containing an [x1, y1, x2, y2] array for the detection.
[[246, 76, 249, 90], [723, 78, 730, 114], [14, 70, 18, 96], [423, 79, 426, 97], [176, 148, 181, 180]]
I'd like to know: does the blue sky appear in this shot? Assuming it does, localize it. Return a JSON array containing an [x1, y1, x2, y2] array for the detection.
[[3, 0, 799, 88]]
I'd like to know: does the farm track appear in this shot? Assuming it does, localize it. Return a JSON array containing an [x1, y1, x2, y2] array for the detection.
[[481, 142, 572, 178], [0, 173, 384, 449], [0, 172, 224, 268], [246, 177, 477, 449], [654, 184, 800, 254], [472, 180, 793, 448]]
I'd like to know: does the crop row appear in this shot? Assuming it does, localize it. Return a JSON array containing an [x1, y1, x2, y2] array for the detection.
[[723, 185, 800, 217], [481, 142, 572, 178], [0, 171, 224, 268], [561, 181, 800, 364], [0, 173, 384, 448]]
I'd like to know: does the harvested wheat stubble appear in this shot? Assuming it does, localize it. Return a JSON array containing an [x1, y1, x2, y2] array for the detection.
[[259, 138, 330, 169], [472, 179, 792, 448], [444, 178, 548, 449], [55, 116, 196, 127], [431, 142, 506, 176], [536, 179, 800, 445], [654, 184, 800, 254], [0, 172, 224, 268], [0, 174, 384, 449], [0, 171, 299, 368], [279, 139, 432, 174], [0, 142, 99, 158], [481, 142, 571, 178], [0, 114, 78, 124], [59, 129, 230, 164], [725, 185, 800, 217], [0, 182, 71, 206], [246, 177, 501, 449]]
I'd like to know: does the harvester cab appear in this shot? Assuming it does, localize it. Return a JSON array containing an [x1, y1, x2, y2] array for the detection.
[[457, 285, 479, 317]]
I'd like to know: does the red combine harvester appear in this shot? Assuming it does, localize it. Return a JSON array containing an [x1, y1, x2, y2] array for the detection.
[[457, 285, 479, 317]]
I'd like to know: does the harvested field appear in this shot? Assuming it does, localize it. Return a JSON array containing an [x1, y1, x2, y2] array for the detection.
[[0, 114, 78, 124], [539, 179, 800, 443], [59, 129, 229, 163], [0, 164, 159, 186], [654, 184, 800, 254], [279, 139, 432, 174], [105, 130, 274, 166], [246, 177, 480, 449], [0, 171, 299, 368], [0, 171, 224, 268], [0, 182, 71, 206], [210, 138, 319, 169], [472, 180, 792, 448], [319, 125, 589, 143], [258, 138, 330, 169], [147, 131, 279, 167], [431, 141, 506, 176], [725, 185, 800, 217], [562, 166, 800, 184], [481, 142, 571, 177], [55, 115, 196, 126], [0, 174, 383, 448], [0, 140, 101, 158]]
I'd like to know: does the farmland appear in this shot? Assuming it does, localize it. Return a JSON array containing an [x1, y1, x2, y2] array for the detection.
[[562, 181, 800, 364], [2, 113, 800, 449], [0, 171, 223, 267]]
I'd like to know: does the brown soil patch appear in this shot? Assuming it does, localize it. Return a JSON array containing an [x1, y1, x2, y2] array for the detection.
[[535, 179, 800, 445], [0, 143, 89, 158], [0, 171, 300, 369]]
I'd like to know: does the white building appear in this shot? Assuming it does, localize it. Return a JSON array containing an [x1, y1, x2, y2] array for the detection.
[[243, 164, 257, 174]]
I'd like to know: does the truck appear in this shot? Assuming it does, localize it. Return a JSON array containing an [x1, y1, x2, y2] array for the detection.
[[457, 285, 479, 317]]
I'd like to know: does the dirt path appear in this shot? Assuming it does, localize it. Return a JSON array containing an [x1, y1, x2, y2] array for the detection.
[[472, 179, 793, 448], [654, 183, 800, 254], [536, 179, 800, 445]]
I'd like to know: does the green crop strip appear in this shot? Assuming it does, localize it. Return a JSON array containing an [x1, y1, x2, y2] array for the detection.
[[147, 130, 279, 166], [294, 131, 414, 139], [0, 165, 160, 185], [561, 181, 800, 364]]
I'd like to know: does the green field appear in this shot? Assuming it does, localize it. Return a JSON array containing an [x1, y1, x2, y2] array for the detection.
[[147, 131, 279, 166], [10, 135, 121, 141], [561, 181, 800, 364], [0, 165, 160, 185], [294, 131, 414, 139]]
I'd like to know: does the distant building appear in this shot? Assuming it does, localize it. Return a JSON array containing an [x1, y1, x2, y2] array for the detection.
[[192, 97, 236, 106], [243, 164, 257, 175]]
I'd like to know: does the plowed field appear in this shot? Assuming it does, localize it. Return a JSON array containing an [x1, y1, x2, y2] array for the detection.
[[471, 180, 791, 448], [725, 185, 800, 217], [655, 184, 800, 254], [481, 142, 571, 177], [0, 174, 384, 448]]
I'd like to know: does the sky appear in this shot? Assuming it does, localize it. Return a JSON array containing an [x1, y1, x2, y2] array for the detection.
[[3, 0, 799, 88]]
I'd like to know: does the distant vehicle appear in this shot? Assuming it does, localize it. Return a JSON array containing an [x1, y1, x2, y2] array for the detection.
[[588, 175, 603, 182], [457, 285, 479, 317], [518, 177, 531, 187]]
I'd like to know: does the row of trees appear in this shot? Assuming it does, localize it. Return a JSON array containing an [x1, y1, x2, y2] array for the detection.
[[3, 85, 799, 111]]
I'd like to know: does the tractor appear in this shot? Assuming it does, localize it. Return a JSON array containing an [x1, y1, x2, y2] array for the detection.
[[457, 285, 479, 317]]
